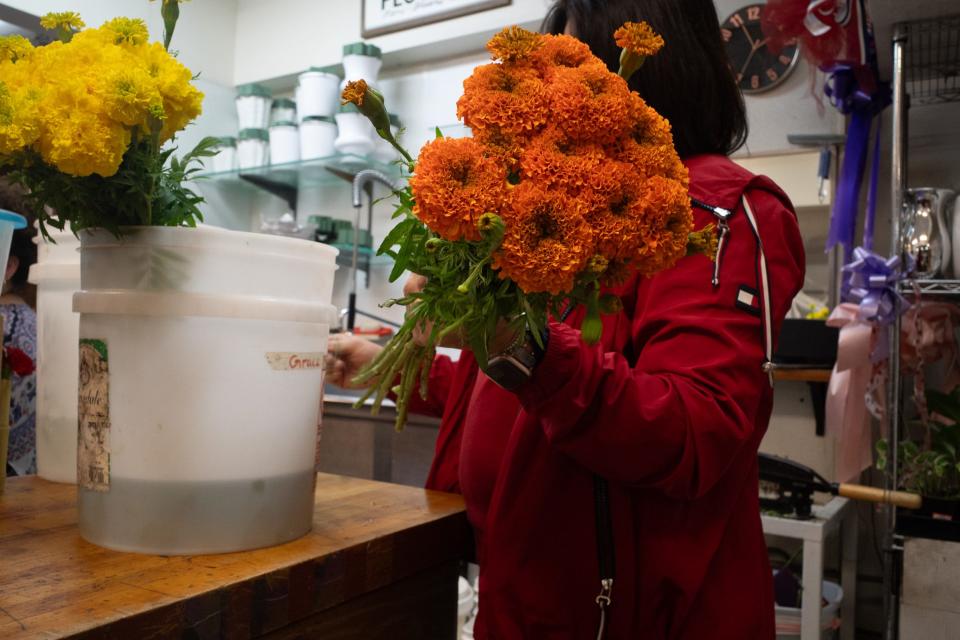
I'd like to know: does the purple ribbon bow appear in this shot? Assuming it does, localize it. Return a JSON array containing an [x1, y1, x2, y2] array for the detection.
[[842, 247, 910, 361]]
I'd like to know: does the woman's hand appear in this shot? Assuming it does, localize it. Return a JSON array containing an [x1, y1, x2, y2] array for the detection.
[[325, 333, 383, 389]]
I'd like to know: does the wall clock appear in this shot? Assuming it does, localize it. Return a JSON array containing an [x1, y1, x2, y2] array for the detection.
[[721, 3, 800, 94]]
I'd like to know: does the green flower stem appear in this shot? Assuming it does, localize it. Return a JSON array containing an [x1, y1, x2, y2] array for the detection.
[[456, 256, 491, 294]]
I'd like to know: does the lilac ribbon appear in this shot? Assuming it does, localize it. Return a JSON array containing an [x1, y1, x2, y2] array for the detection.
[[842, 247, 911, 361], [824, 66, 891, 262]]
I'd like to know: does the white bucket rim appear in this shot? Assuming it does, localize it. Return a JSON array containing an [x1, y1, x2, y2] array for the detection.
[[74, 290, 339, 325], [78, 225, 339, 265], [28, 262, 81, 283]]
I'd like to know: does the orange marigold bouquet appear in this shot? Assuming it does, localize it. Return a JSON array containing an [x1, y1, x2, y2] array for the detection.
[[343, 23, 716, 429]]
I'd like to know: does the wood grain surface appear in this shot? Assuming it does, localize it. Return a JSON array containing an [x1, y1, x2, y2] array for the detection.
[[0, 473, 469, 639]]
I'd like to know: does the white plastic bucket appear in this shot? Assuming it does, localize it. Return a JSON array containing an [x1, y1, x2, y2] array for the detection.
[[238, 129, 270, 169], [300, 117, 337, 160], [28, 223, 81, 484], [296, 70, 341, 120], [775, 579, 843, 639], [458, 577, 475, 635], [74, 226, 338, 555], [269, 122, 300, 165]]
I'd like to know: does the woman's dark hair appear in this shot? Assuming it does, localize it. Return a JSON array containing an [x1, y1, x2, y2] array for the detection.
[[0, 179, 37, 303], [543, 0, 748, 158]]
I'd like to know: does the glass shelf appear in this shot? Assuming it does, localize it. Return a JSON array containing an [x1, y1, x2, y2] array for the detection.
[[196, 153, 406, 197]]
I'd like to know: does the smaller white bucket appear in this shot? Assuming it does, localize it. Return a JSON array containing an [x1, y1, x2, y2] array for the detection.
[[334, 109, 375, 157], [29, 223, 81, 483]]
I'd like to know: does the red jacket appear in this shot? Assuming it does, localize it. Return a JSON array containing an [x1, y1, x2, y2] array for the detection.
[[411, 154, 805, 639]]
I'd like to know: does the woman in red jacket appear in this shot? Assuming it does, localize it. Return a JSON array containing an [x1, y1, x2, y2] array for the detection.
[[327, 0, 805, 637]]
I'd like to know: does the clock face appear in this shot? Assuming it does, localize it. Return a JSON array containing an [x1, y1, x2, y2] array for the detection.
[[721, 3, 800, 94]]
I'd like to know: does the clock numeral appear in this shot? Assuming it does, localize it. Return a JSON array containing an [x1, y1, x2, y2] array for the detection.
[[721, 28, 733, 42], [747, 6, 761, 21], [766, 69, 779, 82], [779, 55, 793, 65], [729, 13, 744, 27], [751, 75, 760, 89]]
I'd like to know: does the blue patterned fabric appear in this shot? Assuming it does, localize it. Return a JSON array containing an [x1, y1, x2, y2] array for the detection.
[[3, 303, 37, 476]]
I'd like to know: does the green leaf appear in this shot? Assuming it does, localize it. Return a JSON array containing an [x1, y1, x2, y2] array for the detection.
[[378, 218, 415, 255], [388, 225, 417, 282], [435, 126, 444, 139]]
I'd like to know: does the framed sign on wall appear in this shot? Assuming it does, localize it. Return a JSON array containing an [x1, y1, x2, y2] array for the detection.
[[362, 0, 512, 38]]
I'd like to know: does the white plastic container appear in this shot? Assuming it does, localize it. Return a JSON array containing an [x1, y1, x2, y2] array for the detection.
[[775, 579, 843, 640], [74, 225, 339, 555], [211, 137, 237, 173], [28, 223, 81, 484], [237, 128, 269, 169], [373, 113, 402, 164], [341, 42, 382, 91], [235, 83, 272, 130], [296, 69, 341, 120], [458, 577, 475, 636], [300, 116, 337, 160], [269, 121, 300, 165], [335, 103, 375, 157], [270, 98, 297, 125]]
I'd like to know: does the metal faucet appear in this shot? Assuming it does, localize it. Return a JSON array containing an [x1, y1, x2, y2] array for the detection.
[[345, 170, 403, 331]]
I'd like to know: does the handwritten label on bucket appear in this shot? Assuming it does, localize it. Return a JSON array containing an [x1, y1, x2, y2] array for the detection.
[[79, 339, 110, 492], [265, 352, 326, 371]]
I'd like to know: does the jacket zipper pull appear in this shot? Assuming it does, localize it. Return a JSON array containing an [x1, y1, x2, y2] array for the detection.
[[595, 578, 614, 640], [712, 219, 730, 288]]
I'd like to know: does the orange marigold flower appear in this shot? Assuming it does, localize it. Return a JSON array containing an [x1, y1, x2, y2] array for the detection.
[[493, 182, 594, 295], [410, 137, 507, 242], [612, 137, 689, 186], [341, 79, 367, 106], [631, 175, 693, 277], [518, 125, 605, 194], [487, 25, 542, 63], [530, 34, 606, 79], [581, 161, 653, 261], [547, 65, 634, 145], [457, 63, 549, 139], [614, 21, 664, 58], [473, 124, 523, 171]]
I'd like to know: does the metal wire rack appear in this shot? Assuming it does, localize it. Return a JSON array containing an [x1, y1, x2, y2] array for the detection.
[[898, 279, 960, 297], [901, 14, 960, 105]]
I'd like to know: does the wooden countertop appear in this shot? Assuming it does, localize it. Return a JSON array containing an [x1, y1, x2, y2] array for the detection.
[[0, 474, 469, 639]]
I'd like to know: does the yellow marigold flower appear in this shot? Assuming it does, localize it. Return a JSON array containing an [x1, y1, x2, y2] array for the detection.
[[0, 81, 40, 154], [102, 17, 150, 46], [614, 22, 664, 58], [40, 11, 85, 32], [38, 112, 131, 177], [487, 26, 542, 63], [0, 35, 33, 63], [341, 79, 368, 106], [614, 21, 664, 81], [102, 66, 163, 128]]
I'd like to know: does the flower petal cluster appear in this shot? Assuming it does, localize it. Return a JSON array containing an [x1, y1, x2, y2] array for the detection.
[[0, 15, 202, 177], [411, 24, 695, 293], [410, 137, 508, 242]]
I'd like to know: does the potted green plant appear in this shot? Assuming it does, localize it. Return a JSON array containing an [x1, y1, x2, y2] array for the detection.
[[0, 4, 339, 554]]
